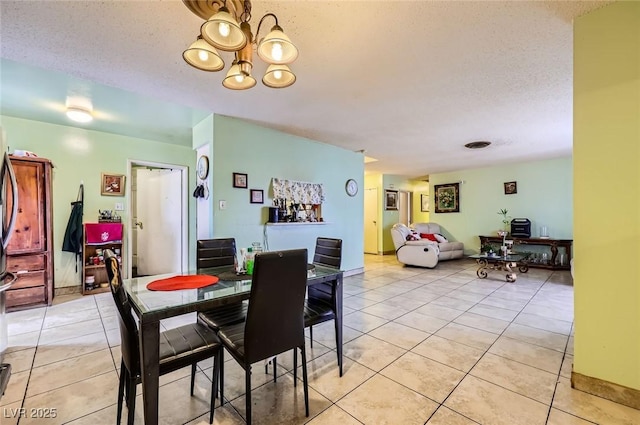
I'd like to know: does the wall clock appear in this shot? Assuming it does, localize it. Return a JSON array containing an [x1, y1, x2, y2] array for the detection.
[[345, 179, 358, 197], [197, 155, 209, 179]]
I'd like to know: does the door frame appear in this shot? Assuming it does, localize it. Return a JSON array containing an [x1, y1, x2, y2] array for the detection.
[[126, 159, 189, 278]]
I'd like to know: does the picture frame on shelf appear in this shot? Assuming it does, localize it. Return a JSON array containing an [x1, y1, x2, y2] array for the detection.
[[250, 189, 264, 204], [385, 189, 398, 210], [101, 173, 125, 196], [504, 181, 517, 195], [434, 182, 460, 213], [233, 172, 248, 188], [420, 193, 429, 212]]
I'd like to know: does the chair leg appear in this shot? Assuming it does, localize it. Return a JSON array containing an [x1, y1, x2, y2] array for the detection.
[[209, 352, 220, 425], [245, 366, 252, 425], [190, 363, 197, 396], [273, 357, 277, 383], [301, 344, 310, 417], [126, 376, 136, 425], [219, 349, 225, 406], [309, 325, 314, 348], [117, 360, 126, 425], [293, 348, 298, 387]]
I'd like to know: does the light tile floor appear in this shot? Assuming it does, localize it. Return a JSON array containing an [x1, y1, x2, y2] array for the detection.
[[3, 255, 640, 424]]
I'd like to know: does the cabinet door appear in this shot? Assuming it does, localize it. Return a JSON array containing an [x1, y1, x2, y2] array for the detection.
[[6, 160, 45, 254]]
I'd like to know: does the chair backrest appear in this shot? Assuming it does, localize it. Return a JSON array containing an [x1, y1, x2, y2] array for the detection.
[[104, 250, 140, 376], [313, 237, 342, 269], [197, 238, 236, 269], [244, 249, 308, 364]]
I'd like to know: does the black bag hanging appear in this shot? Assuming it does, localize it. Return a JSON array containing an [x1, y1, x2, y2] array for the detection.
[[62, 184, 84, 275]]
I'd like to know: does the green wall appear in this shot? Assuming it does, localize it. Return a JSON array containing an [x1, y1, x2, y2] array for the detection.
[[210, 115, 365, 273], [429, 157, 573, 253], [0, 115, 197, 288], [574, 2, 640, 391]]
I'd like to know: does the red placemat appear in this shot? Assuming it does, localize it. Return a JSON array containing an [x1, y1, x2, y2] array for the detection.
[[146, 275, 219, 291]]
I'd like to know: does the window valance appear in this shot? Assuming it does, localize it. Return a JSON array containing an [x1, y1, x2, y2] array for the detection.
[[272, 178, 325, 204]]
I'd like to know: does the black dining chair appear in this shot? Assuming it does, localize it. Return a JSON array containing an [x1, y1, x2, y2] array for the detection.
[[216, 249, 310, 425], [305, 237, 342, 347], [104, 250, 222, 425], [197, 238, 248, 331]]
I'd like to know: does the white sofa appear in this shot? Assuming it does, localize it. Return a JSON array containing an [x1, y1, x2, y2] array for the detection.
[[412, 222, 465, 260], [391, 224, 439, 268]]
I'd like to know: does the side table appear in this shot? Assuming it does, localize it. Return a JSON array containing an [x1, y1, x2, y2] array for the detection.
[[469, 254, 528, 282]]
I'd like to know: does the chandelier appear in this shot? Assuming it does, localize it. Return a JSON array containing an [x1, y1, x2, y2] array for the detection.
[[182, 0, 298, 90]]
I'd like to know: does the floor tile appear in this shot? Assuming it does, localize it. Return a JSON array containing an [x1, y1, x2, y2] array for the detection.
[[0, 400, 22, 425], [426, 406, 479, 424], [513, 312, 573, 335], [361, 302, 409, 320], [503, 323, 569, 352], [453, 311, 510, 334], [468, 304, 519, 321], [4, 347, 36, 373], [337, 374, 438, 425], [305, 405, 362, 425], [478, 294, 529, 311], [430, 296, 477, 311], [415, 303, 464, 321], [434, 322, 498, 351], [547, 408, 595, 425], [343, 311, 388, 333], [33, 330, 109, 368], [381, 352, 465, 403], [306, 321, 362, 349], [0, 369, 29, 407], [230, 373, 332, 425], [20, 371, 119, 424], [560, 354, 573, 378], [412, 335, 484, 373], [552, 377, 640, 425], [303, 351, 375, 402], [444, 375, 548, 425], [343, 334, 406, 371], [368, 321, 430, 350], [37, 319, 104, 345], [393, 311, 449, 334], [42, 307, 101, 329], [469, 352, 557, 404], [488, 336, 564, 374]]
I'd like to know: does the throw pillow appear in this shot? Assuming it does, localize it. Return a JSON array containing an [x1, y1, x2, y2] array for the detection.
[[434, 233, 448, 243], [420, 233, 438, 242], [406, 233, 419, 241]]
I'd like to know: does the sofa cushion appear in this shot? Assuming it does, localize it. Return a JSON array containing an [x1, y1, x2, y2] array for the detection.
[[414, 223, 441, 235], [438, 241, 464, 252], [434, 234, 448, 243]]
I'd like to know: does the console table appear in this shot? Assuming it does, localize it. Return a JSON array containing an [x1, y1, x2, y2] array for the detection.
[[478, 236, 572, 270]]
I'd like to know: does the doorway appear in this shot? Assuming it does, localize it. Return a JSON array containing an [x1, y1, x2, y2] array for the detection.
[[127, 160, 188, 278], [364, 188, 378, 254], [398, 191, 412, 226]]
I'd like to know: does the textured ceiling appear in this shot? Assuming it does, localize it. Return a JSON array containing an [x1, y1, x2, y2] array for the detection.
[[0, 0, 611, 178]]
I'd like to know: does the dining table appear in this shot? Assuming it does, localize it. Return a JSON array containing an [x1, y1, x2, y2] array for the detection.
[[123, 263, 343, 425]]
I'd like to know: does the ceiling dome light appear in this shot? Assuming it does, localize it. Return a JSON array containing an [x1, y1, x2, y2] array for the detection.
[[464, 141, 491, 149], [201, 7, 247, 51], [66, 106, 93, 123], [257, 25, 298, 64], [183, 36, 224, 71], [262, 64, 296, 88]]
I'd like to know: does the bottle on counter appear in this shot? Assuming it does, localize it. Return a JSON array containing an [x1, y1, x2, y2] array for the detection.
[[245, 247, 255, 275]]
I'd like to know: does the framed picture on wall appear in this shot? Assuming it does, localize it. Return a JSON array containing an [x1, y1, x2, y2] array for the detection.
[[385, 189, 398, 210], [504, 181, 517, 195], [434, 182, 460, 213], [420, 193, 429, 212], [250, 189, 264, 204], [101, 173, 125, 196], [233, 172, 248, 188]]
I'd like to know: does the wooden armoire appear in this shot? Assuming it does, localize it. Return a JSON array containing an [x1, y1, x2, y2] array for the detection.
[[5, 156, 54, 310]]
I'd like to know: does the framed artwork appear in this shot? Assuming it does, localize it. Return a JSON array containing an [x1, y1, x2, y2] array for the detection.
[[385, 189, 398, 210], [101, 173, 125, 196], [504, 181, 517, 195], [233, 172, 248, 188], [420, 193, 429, 212], [250, 189, 264, 204], [434, 182, 460, 213]]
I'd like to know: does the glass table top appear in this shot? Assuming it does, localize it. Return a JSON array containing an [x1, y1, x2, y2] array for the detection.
[[469, 253, 525, 261], [124, 264, 341, 317]]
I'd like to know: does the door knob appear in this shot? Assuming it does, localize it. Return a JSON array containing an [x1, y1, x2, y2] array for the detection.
[[134, 221, 143, 230]]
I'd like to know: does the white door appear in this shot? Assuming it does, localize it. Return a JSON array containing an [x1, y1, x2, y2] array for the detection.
[[399, 191, 412, 225], [134, 168, 183, 275], [364, 188, 378, 254]]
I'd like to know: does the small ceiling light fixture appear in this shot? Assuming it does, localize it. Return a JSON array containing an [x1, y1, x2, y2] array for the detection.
[[182, 0, 299, 90], [66, 106, 93, 123], [464, 141, 492, 149]]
